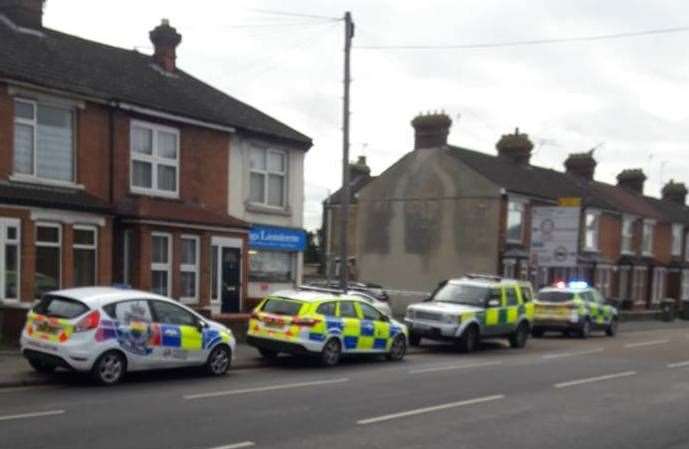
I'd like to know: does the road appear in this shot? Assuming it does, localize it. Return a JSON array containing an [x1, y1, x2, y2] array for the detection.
[[1, 323, 689, 449]]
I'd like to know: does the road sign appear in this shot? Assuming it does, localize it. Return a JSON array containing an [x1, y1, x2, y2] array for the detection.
[[558, 197, 581, 207], [530, 207, 580, 267]]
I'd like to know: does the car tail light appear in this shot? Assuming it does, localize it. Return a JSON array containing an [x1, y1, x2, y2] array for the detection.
[[75, 310, 100, 332], [292, 317, 321, 327]]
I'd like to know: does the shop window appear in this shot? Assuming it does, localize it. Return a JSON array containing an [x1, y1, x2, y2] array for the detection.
[[0, 219, 20, 301], [249, 147, 287, 208], [506, 200, 524, 243], [151, 233, 171, 296], [180, 236, 199, 303], [130, 121, 179, 197], [249, 250, 292, 282], [73, 226, 97, 287], [14, 99, 74, 183], [35, 223, 61, 299]]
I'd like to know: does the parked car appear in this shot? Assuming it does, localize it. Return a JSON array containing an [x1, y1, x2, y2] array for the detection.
[[20, 287, 236, 385], [533, 282, 619, 338], [300, 284, 392, 317], [305, 280, 390, 302], [247, 289, 407, 366], [405, 274, 534, 352]]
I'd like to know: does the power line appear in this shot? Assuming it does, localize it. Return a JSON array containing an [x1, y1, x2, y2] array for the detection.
[[356, 25, 689, 50], [249, 8, 342, 22]]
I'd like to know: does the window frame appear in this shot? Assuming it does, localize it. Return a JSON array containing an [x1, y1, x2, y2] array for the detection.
[[129, 120, 180, 198], [34, 222, 62, 299], [151, 232, 172, 297], [672, 224, 683, 257], [72, 225, 98, 287], [642, 220, 655, 256], [505, 199, 525, 244], [583, 210, 600, 252], [180, 235, 200, 304], [0, 218, 21, 303], [681, 269, 689, 300], [248, 147, 288, 209]]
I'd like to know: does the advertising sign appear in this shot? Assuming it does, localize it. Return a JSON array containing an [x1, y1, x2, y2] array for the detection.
[[530, 207, 580, 268], [249, 225, 306, 252]]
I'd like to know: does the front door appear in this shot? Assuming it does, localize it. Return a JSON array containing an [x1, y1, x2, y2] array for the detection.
[[221, 247, 241, 313]]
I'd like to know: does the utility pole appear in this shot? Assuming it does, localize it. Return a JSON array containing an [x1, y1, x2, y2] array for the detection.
[[339, 11, 354, 290]]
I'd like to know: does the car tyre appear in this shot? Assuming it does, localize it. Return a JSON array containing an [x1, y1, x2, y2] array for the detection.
[[510, 322, 530, 349], [605, 318, 618, 337], [27, 358, 56, 374], [386, 335, 407, 361], [206, 345, 232, 376], [408, 332, 422, 347], [457, 325, 479, 353], [258, 348, 279, 359], [321, 338, 342, 367], [578, 318, 592, 339], [92, 351, 126, 386]]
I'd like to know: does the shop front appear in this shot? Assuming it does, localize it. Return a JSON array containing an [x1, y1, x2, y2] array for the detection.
[[248, 224, 306, 305]]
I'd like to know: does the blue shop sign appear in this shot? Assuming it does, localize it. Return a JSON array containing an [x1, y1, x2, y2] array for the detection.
[[249, 225, 306, 252]]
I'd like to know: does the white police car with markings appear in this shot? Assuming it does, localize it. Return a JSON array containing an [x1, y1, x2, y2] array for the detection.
[[20, 287, 236, 385]]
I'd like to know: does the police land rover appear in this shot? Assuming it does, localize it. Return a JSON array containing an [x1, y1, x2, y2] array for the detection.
[[405, 274, 534, 352]]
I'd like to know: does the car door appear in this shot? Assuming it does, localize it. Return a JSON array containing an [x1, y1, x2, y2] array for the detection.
[[337, 301, 361, 353], [590, 289, 610, 328], [503, 285, 521, 334], [148, 300, 205, 367], [357, 302, 391, 353], [483, 287, 504, 337], [102, 300, 156, 371]]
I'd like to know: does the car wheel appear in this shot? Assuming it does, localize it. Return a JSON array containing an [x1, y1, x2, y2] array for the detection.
[[579, 319, 592, 339], [386, 335, 407, 361], [27, 358, 56, 374], [92, 351, 126, 386], [605, 318, 618, 337], [258, 348, 279, 359], [206, 345, 232, 376], [532, 328, 545, 338], [510, 322, 529, 349], [457, 325, 479, 353], [321, 338, 342, 367], [408, 332, 422, 347]]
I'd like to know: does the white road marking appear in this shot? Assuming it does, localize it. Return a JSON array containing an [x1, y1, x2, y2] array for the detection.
[[542, 348, 604, 360], [554, 371, 637, 389], [667, 360, 689, 369], [357, 394, 505, 425], [624, 339, 670, 348], [409, 361, 502, 374], [208, 442, 255, 449], [0, 409, 65, 422], [184, 378, 349, 400]]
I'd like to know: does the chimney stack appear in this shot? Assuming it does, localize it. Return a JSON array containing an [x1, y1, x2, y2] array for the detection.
[[411, 112, 452, 150], [616, 169, 646, 194], [496, 128, 534, 165], [350, 155, 371, 179], [662, 179, 688, 205], [564, 150, 597, 181], [0, 0, 45, 28], [149, 19, 182, 72]]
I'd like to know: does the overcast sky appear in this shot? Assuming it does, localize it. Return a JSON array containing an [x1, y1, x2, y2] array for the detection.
[[46, 0, 689, 230]]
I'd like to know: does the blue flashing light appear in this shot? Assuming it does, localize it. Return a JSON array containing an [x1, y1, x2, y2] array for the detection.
[[568, 281, 589, 289]]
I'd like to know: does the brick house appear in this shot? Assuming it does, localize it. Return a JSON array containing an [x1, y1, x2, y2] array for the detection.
[[0, 0, 311, 340], [353, 112, 689, 310]]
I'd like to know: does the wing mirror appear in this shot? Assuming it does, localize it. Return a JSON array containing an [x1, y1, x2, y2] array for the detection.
[[196, 319, 209, 332]]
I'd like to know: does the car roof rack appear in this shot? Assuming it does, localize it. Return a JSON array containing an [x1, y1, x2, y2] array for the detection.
[[464, 273, 503, 282]]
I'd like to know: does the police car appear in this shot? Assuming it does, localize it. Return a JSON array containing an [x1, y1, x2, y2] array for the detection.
[[20, 287, 236, 385], [247, 289, 408, 366], [405, 274, 535, 352], [533, 282, 619, 338]]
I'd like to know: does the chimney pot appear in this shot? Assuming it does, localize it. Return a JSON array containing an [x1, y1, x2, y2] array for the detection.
[[564, 150, 597, 181], [662, 179, 688, 205], [496, 128, 534, 165], [411, 112, 452, 150], [616, 168, 647, 194], [0, 0, 45, 28], [149, 19, 182, 72]]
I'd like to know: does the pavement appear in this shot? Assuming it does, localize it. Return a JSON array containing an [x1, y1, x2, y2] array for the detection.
[[1, 320, 689, 449]]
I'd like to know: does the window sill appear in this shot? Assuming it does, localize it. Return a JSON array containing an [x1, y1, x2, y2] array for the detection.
[[10, 175, 84, 190], [129, 187, 180, 200], [246, 202, 291, 217]]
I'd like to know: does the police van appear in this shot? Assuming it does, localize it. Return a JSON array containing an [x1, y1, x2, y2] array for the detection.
[[405, 274, 535, 352]]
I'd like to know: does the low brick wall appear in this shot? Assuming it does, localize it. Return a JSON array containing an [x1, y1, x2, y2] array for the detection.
[[0, 304, 29, 347]]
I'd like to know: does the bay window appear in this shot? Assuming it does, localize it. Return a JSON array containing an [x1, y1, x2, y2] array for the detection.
[[151, 233, 171, 296], [180, 235, 199, 303], [249, 148, 287, 208], [35, 223, 61, 299], [73, 226, 97, 287], [632, 266, 647, 304], [621, 216, 634, 254], [130, 122, 179, 197], [14, 99, 74, 183], [506, 200, 525, 243], [0, 219, 20, 301]]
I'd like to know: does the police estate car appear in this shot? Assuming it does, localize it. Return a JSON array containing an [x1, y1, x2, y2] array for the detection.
[[21, 287, 236, 385], [533, 282, 619, 338], [405, 274, 535, 352], [247, 289, 408, 366]]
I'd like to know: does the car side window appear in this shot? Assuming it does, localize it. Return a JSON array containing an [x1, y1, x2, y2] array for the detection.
[[316, 302, 336, 317], [520, 286, 533, 303], [505, 287, 519, 306], [104, 300, 152, 324], [150, 301, 197, 326], [359, 303, 383, 321], [591, 289, 605, 304], [338, 301, 359, 319], [580, 291, 594, 303]]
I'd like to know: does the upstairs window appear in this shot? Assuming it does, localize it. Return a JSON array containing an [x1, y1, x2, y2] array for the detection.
[[249, 148, 286, 208], [621, 216, 634, 254], [130, 122, 179, 197], [642, 220, 654, 256], [672, 224, 683, 257], [584, 211, 600, 251], [506, 200, 524, 243], [14, 99, 74, 183]]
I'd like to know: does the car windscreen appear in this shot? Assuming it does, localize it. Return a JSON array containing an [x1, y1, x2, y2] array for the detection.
[[33, 295, 89, 319], [261, 298, 304, 316], [432, 284, 490, 306], [537, 291, 576, 303]]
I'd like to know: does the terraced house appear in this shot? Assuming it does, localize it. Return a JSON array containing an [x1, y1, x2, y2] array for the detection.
[[355, 112, 689, 310], [0, 0, 311, 340]]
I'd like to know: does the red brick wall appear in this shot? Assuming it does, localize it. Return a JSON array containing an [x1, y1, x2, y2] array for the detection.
[[599, 212, 621, 261], [654, 222, 672, 264], [0, 84, 12, 179]]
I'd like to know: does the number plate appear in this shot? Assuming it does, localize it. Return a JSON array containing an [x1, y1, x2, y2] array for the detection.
[[413, 323, 431, 331], [35, 322, 61, 335]]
